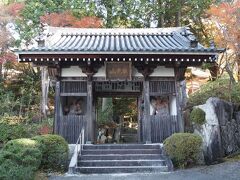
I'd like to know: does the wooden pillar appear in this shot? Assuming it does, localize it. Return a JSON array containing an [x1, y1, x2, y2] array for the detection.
[[174, 67, 186, 132], [54, 81, 61, 134], [86, 78, 94, 143], [92, 96, 97, 143], [137, 97, 142, 143], [80, 64, 101, 144], [135, 65, 156, 144], [143, 80, 151, 143]]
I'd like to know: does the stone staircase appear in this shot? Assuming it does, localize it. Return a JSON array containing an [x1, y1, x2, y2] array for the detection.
[[76, 144, 173, 174]]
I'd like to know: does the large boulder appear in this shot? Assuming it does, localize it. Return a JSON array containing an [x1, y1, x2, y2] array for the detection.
[[193, 97, 240, 164]]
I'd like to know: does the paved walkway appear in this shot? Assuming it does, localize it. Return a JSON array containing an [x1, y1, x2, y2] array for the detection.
[[49, 161, 240, 180]]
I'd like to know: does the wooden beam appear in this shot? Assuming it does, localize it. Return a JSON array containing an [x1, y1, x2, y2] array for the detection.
[[60, 93, 87, 96]]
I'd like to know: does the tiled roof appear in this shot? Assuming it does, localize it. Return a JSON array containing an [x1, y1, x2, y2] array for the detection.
[[16, 26, 224, 54]]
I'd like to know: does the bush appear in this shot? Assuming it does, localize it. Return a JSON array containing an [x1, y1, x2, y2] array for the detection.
[[190, 108, 206, 125], [0, 151, 36, 180], [32, 134, 69, 171], [164, 133, 202, 168], [0, 138, 42, 180], [3, 138, 42, 171], [0, 115, 54, 145], [0, 115, 30, 144], [0, 122, 29, 144]]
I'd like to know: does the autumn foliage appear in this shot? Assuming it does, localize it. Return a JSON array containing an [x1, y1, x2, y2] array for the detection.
[[208, 2, 240, 51], [0, 52, 16, 64], [40, 12, 103, 28], [6, 2, 25, 17]]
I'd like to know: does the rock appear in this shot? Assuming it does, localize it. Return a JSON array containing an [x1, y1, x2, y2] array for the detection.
[[100, 135, 107, 144], [210, 98, 233, 126], [193, 97, 240, 164], [194, 123, 222, 164], [235, 112, 240, 124]]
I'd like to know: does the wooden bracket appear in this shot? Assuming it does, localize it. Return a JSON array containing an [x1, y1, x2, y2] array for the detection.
[[80, 64, 103, 81], [135, 64, 157, 79], [175, 67, 187, 81]]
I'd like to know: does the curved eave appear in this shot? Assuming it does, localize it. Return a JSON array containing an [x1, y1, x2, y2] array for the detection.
[[15, 49, 224, 56]]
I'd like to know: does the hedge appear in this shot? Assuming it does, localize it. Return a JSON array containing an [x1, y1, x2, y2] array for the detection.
[[0, 135, 69, 179], [0, 138, 42, 180], [32, 134, 69, 171], [164, 133, 202, 168]]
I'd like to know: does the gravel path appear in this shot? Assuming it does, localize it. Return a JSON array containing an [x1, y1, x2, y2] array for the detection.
[[49, 161, 240, 180]]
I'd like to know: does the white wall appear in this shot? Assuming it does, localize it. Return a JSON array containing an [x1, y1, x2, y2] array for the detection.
[[150, 66, 174, 77], [132, 67, 144, 77], [169, 96, 177, 116], [61, 65, 175, 78], [93, 66, 105, 77], [61, 66, 87, 77]]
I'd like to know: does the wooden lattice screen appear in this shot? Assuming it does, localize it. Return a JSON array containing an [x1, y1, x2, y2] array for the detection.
[[94, 81, 142, 92], [149, 81, 175, 95], [60, 81, 87, 95]]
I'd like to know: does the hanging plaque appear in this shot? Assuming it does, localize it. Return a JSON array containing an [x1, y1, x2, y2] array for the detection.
[[106, 62, 132, 80]]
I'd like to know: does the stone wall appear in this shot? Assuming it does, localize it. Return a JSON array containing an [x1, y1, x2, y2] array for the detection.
[[193, 97, 240, 164]]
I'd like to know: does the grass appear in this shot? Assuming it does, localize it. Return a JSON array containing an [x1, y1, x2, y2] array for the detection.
[[187, 77, 240, 108], [34, 171, 48, 180], [223, 151, 240, 162]]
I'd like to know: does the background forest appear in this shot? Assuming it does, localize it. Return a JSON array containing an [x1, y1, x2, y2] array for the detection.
[[0, 0, 239, 145]]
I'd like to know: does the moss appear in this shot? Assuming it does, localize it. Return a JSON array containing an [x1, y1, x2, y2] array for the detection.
[[190, 108, 206, 125], [224, 151, 240, 162], [164, 133, 202, 168]]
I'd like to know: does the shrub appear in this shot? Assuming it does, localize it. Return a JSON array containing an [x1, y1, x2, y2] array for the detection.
[[0, 115, 54, 145], [0, 138, 42, 180], [3, 138, 42, 171], [190, 108, 206, 125], [0, 115, 30, 144], [0, 151, 36, 180], [32, 134, 69, 171], [0, 122, 29, 144], [164, 133, 202, 168]]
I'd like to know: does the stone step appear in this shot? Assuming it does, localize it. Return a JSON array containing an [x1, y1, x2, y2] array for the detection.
[[83, 144, 161, 150], [77, 165, 169, 174], [78, 159, 166, 167], [81, 149, 161, 155], [79, 154, 166, 161]]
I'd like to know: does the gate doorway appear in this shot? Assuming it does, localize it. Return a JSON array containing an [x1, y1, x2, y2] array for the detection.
[[96, 97, 140, 144], [94, 81, 143, 144]]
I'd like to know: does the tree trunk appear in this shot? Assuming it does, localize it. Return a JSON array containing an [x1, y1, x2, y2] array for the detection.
[[209, 63, 219, 81], [105, 1, 113, 28], [175, 1, 182, 27], [41, 66, 49, 119], [225, 62, 236, 84], [237, 55, 240, 81], [0, 63, 2, 80], [157, 0, 164, 28]]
